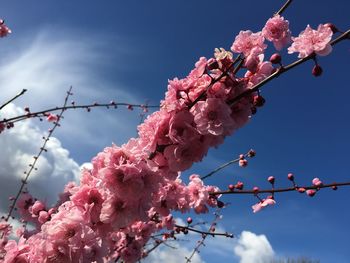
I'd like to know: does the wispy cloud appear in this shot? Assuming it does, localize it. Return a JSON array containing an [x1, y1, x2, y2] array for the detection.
[[0, 28, 149, 162]]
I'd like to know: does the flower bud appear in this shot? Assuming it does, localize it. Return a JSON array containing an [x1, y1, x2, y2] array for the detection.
[[306, 189, 316, 197], [253, 95, 266, 107], [187, 217, 193, 224], [228, 184, 235, 191], [287, 173, 294, 181], [312, 65, 323, 77], [297, 187, 306, 193], [324, 23, 338, 33], [239, 159, 248, 167], [269, 53, 282, 64], [235, 181, 244, 190], [248, 149, 256, 157], [267, 176, 275, 184]]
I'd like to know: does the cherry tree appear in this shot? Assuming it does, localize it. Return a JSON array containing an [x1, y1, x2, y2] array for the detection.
[[0, 0, 349, 262]]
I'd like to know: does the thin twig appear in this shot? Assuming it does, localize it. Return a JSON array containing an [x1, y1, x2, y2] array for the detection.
[[185, 210, 231, 263], [201, 150, 253, 180], [3, 87, 73, 221], [276, 0, 293, 16], [211, 181, 350, 196], [0, 89, 27, 111], [0, 102, 159, 125]]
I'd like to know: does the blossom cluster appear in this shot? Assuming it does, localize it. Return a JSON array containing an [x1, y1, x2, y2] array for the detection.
[[0, 13, 336, 263]]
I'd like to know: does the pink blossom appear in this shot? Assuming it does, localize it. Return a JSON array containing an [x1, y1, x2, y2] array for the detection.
[[16, 193, 34, 222], [163, 139, 207, 172], [3, 238, 30, 262], [137, 110, 171, 152], [190, 56, 207, 79], [187, 175, 210, 214], [71, 185, 104, 223], [46, 113, 58, 122], [262, 15, 291, 50], [312, 177, 323, 187], [245, 59, 273, 88], [100, 196, 140, 228], [252, 198, 276, 213], [29, 200, 45, 216], [288, 24, 333, 58], [191, 98, 235, 136], [168, 110, 199, 145], [38, 211, 50, 224], [161, 78, 188, 112], [231, 30, 267, 57], [188, 74, 212, 102]]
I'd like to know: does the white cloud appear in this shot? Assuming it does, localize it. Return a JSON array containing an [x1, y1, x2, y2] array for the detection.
[[234, 231, 275, 263], [0, 104, 80, 215], [0, 28, 150, 158]]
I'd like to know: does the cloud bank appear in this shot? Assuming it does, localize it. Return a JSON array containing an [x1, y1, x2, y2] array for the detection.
[[234, 231, 275, 263], [0, 104, 80, 214]]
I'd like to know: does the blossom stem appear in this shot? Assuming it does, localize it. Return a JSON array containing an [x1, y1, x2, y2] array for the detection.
[[200, 150, 251, 180], [276, 0, 293, 16], [0, 102, 158, 125], [211, 181, 350, 195], [0, 89, 27, 111]]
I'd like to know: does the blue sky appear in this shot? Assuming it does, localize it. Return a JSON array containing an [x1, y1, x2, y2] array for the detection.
[[1, 0, 349, 262]]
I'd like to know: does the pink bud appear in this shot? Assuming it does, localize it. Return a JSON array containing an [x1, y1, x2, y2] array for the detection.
[[235, 181, 244, 190], [324, 23, 338, 33], [267, 176, 275, 184], [228, 184, 235, 191], [253, 187, 259, 193], [253, 95, 265, 107], [46, 113, 58, 122], [187, 217, 193, 224], [30, 201, 45, 215], [239, 159, 248, 167], [38, 211, 49, 224], [270, 53, 282, 64], [297, 187, 306, 193], [306, 189, 316, 197], [248, 149, 256, 157], [312, 65, 323, 77], [287, 173, 294, 181], [312, 177, 323, 187]]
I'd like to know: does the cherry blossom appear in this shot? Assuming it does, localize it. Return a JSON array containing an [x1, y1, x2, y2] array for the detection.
[[252, 198, 276, 213], [262, 15, 291, 50], [288, 24, 333, 58]]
